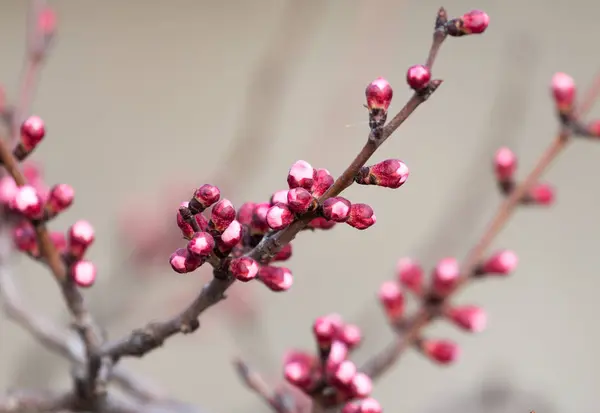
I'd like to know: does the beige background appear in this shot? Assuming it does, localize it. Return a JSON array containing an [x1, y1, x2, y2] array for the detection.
[[0, 1, 599, 412]]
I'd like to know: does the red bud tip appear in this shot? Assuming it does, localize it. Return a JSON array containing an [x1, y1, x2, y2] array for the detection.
[[313, 316, 336, 347], [210, 199, 236, 233], [378, 281, 404, 320], [365, 77, 393, 111], [406, 65, 431, 91], [421, 339, 460, 364], [187, 232, 215, 257], [287, 187, 315, 214], [68, 220, 95, 259], [258, 265, 293, 292], [528, 183, 554, 206], [284, 361, 312, 389], [331, 360, 357, 387], [396, 257, 423, 294], [326, 340, 349, 373], [460, 10, 489, 34], [47, 183, 75, 213], [355, 159, 409, 189], [169, 248, 203, 273], [193, 184, 221, 210], [287, 160, 316, 190], [270, 189, 289, 205], [266, 203, 294, 230], [312, 168, 335, 198], [448, 305, 487, 332], [20, 116, 46, 150], [551, 72, 576, 112], [494, 147, 517, 181], [359, 398, 383, 413], [229, 256, 259, 282], [11, 185, 43, 219], [218, 220, 243, 250], [480, 250, 517, 275], [350, 373, 373, 398], [346, 203, 376, 230], [71, 260, 97, 288], [339, 324, 362, 349], [432, 257, 460, 296], [322, 197, 352, 222]]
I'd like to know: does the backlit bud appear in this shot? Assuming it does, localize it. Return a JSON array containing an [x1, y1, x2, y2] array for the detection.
[[350, 373, 373, 398], [229, 256, 259, 282], [406, 65, 431, 91], [321, 197, 351, 222], [420, 339, 460, 365], [11, 185, 43, 219], [365, 77, 393, 111], [187, 232, 215, 257], [284, 360, 312, 389], [331, 360, 357, 388], [210, 199, 236, 233], [68, 220, 95, 259], [266, 203, 294, 230], [551, 72, 576, 113], [478, 250, 517, 276], [494, 147, 517, 181], [287, 160, 316, 190], [46, 183, 74, 214], [346, 203, 376, 230], [339, 324, 361, 349], [313, 316, 336, 349], [432, 257, 460, 296], [447, 305, 487, 332], [258, 265, 293, 292], [71, 260, 97, 288], [396, 258, 423, 294], [378, 281, 404, 321], [355, 159, 409, 189], [19, 116, 45, 151]]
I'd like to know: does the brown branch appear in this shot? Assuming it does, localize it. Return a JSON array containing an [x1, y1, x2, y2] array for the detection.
[[99, 8, 451, 362], [233, 358, 289, 413], [360, 71, 600, 379]]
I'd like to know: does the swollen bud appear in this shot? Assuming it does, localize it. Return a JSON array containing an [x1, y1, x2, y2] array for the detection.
[[287, 160, 316, 191], [229, 256, 259, 282], [365, 77, 393, 111], [406, 65, 431, 91], [477, 250, 517, 276], [447, 305, 487, 332], [258, 265, 293, 292], [346, 203, 376, 230], [431, 257, 460, 296], [420, 339, 460, 364], [321, 197, 352, 222], [447, 10, 489, 36], [355, 159, 409, 189], [551, 72, 576, 115], [71, 260, 97, 288]]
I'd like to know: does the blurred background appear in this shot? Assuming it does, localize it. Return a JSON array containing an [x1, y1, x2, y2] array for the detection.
[[0, 1, 599, 412]]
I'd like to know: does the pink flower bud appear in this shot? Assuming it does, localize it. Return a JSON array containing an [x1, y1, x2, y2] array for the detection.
[[218, 220, 242, 251], [448, 305, 487, 332], [326, 340, 348, 373], [287, 160, 316, 190], [432, 257, 460, 296], [68, 220, 95, 259], [406, 65, 431, 91], [187, 232, 215, 257], [46, 183, 74, 214], [258, 265, 293, 292], [494, 147, 517, 181], [346, 203, 376, 230], [250, 202, 270, 234], [460, 10, 489, 34], [378, 281, 404, 321], [339, 324, 362, 349], [0, 176, 18, 205], [50, 231, 67, 254], [236, 202, 255, 225], [192, 184, 220, 211], [308, 217, 336, 230], [267, 203, 294, 230], [312, 168, 335, 198], [313, 316, 336, 349], [71, 260, 97, 288], [527, 183, 554, 206], [350, 373, 373, 399], [210, 199, 236, 233], [331, 360, 357, 388], [551, 72, 576, 112], [176, 202, 208, 239], [365, 77, 393, 111], [270, 189, 289, 205], [421, 339, 460, 364], [396, 258, 423, 294], [355, 159, 409, 189], [20, 116, 45, 150], [273, 243, 292, 262], [229, 256, 259, 282], [343, 403, 361, 413], [359, 398, 382, 413], [284, 360, 312, 389], [479, 250, 517, 276], [322, 197, 351, 222], [11, 185, 43, 219], [287, 187, 315, 214], [13, 223, 38, 255], [169, 248, 203, 273]]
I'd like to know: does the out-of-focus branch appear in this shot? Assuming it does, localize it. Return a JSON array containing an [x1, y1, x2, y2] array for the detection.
[[0, 389, 74, 413], [233, 358, 290, 413]]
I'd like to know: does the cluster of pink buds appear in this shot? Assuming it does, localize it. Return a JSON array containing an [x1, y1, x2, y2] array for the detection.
[[377, 251, 516, 364], [493, 147, 554, 205], [283, 314, 378, 411]]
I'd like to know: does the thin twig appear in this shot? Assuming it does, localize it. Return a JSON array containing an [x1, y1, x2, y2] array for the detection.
[[233, 358, 289, 413], [360, 71, 600, 379]]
